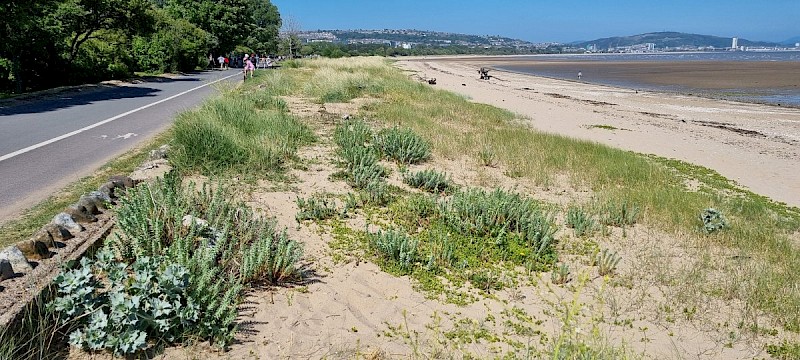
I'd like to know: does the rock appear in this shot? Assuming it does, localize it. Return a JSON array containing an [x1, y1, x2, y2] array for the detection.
[[341, 113, 351, 120], [0, 246, 33, 274], [44, 223, 73, 241], [98, 181, 117, 200], [80, 192, 109, 212], [16, 239, 50, 260], [109, 175, 136, 189], [31, 228, 56, 248], [149, 144, 170, 160], [88, 190, 112, 204], [53, 213, 83, 234], [65, 204, 97, 223], [0, 259, 13, 280], [182, 215, 209, 228]]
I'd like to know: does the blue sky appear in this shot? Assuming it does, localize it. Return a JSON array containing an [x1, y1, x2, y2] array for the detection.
[[270, 0, 799, 43]]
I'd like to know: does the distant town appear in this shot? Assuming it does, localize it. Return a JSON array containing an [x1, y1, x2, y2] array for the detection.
[[295, 29, 800, 54]]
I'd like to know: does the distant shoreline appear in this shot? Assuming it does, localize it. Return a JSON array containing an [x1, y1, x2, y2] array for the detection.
[[407, 53, 800, 107]]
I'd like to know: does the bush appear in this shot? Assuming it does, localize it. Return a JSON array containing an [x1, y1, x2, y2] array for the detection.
[[296, 196, 338, 222], [566, 206, 595, 237], [370, 229, 418, 273], [375, 127, 431, 164], [700, 208, 727, 233], [48, 250, 198, 355], [403, 169, 454, 193], [106, 172, 304, 347]]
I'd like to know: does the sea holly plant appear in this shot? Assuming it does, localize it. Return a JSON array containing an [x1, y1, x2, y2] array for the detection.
[[700, 208, 727, 233], [48, 250, 199, 355]]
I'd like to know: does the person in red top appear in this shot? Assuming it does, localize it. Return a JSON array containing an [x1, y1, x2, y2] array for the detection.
[[223, 57, 229, 70]]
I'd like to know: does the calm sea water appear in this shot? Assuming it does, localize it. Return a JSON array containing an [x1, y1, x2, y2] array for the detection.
[[494, 51, 800, 106]]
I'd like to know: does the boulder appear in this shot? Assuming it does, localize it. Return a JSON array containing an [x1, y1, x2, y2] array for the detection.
[[88, 190, 112, 204], [0, 259, 13, 280], [0, 246, 33, 274], [77, 193, 106, 214], [98, 181, 117, 200], [31, 228, 56, 248], [16, 239, 50, 260], [64, 204, 97, 223], [149, 144, 170, 160], [44, 223, 73, 241], [109, 175, 136, 189], [53, 213, 83, 234]]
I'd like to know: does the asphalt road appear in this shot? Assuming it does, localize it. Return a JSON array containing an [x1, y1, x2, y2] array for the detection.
[[0, 69, 241, 222]]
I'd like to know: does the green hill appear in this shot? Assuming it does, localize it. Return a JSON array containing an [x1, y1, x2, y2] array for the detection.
[[573, 31, 778, 49]]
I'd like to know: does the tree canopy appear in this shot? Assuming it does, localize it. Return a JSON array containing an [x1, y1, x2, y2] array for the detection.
[[0, 0, 282, 93]]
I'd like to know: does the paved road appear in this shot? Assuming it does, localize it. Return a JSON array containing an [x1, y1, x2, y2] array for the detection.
[[0, 69, 241, 222]]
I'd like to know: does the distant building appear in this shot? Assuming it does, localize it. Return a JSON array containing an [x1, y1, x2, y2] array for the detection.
[[731, 37, 739, 50]]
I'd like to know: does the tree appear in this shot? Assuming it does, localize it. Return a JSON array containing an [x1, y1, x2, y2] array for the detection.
[[245, 0, 281, 54], [49, 0, 153, 66], [280, 15, 301, 58]]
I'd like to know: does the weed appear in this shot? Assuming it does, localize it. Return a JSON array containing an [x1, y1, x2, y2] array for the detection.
[[375, 127, 432, 164], [478, 148, 496, 167], [369, 229, 419, 274], [403, 169, 455, 193], [599, 201, 640, 227], [296, 196, 338, 222], [566, 206, 595, 237], [595, 249, 621, 276], [551, 263, 571, 285], [766, 341, 800, 360]]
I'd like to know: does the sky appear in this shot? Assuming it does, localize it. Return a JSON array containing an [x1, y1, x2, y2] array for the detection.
[[270, 0, 800, 43]]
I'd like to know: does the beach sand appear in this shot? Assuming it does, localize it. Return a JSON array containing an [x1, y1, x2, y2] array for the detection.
[[399, 57, 800, 207]]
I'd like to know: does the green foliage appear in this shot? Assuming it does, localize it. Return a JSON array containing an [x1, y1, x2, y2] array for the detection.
[[699, 208, 727, 233], [599, 201, 640, 227], [375, 127, 432, 164], [370, 229, 419, 274], [766, 341, 800, 360], [440, 188, 556, 263], [403, 169, 455, 193], [48, 250, 198, 355], [478, 148, 496, 167], [296, 196, 338, 222], [131, 9, 211, 73], [566, 206, 595, 237], [595, 249, 621, 276], [109, 172, 304, 346], [171, 93, 315, 175], [551, 263, 571, 285]]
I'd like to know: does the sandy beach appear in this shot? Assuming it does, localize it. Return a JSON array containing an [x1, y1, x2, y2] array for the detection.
[[398, 57, 800, 207]]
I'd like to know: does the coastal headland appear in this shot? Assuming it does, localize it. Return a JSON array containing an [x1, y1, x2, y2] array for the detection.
[[400, 56, 800, 207]]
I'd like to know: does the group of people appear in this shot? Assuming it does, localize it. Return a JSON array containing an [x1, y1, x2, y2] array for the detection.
[[208, 53, 276, 79]]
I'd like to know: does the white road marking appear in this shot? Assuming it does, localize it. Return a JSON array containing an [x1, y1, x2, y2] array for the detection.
[[114, 133, 138, 140], [0, 72, 239, 162]]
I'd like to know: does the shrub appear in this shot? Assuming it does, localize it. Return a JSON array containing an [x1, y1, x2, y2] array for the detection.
[[48, 250, 198, 355], [370, 229, 418, 273], [551, 263, 571, 285], [566, 206, 595, 237], [334, 119, 375, 151], [296, 196, 338, 222], [440, 188, 556, 262], [599, 201, 640, 227], [359, 180, 393, 206], [108, 172, 304, 346], [595, 249, 621, 276], [403, 169, 454, 193], [375, 127, 431, 164]]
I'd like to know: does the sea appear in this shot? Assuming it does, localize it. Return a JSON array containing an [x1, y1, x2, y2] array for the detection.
[[493, 51, 800, 107]]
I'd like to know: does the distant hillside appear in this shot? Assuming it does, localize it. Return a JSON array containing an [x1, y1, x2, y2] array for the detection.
[[298, 29, 546, 49], [573, 32, 778, 49], [780, 36, 800, 45]]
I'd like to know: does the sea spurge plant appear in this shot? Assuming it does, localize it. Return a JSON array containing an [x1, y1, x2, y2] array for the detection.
[[49, 250, 199, 355], [375, 126, 432, 164], [566, 206, 595, 237], [403, 169, 455, 193], [370, 229, 419, 273]]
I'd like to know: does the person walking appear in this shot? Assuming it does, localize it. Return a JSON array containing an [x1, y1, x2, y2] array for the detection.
[[244, 54, 255, 80]]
